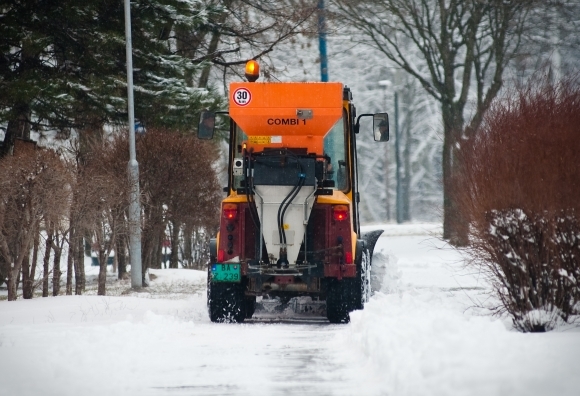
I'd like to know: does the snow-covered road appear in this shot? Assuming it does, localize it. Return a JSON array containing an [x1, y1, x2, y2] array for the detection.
[[1, 224, 579, 396]]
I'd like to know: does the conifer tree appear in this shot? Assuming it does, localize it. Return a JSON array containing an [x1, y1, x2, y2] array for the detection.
[[0, 0, 222, 153]]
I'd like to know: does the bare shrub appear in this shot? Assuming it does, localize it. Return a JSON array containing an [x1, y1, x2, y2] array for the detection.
[[137, 128, 220, 274], [0, 149, 71, 300], [457, 76, 580, 331], [76, 138, 131, 295]]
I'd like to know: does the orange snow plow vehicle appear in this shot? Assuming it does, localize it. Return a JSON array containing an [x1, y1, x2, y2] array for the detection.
[[198, 60, 389, 323]]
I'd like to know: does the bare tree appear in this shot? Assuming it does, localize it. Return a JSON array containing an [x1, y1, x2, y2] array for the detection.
[[174, 0, 318, 89], [332, 0, 532, 241]]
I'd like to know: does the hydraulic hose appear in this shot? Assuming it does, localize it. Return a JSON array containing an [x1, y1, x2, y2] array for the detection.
[[276, 152, 304, 246], [279, 172, 305, 245]]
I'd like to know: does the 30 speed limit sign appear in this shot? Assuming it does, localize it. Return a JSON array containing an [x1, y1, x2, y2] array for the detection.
[[232, 88, 251, 106]]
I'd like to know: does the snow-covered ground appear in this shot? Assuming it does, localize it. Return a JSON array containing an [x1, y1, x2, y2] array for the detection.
[[1, 224, 579, 396]]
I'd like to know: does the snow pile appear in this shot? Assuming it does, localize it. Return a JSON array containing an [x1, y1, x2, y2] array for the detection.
[[334, 225, 580, 396], [342, 291, 580, 395], [371, 250, 401, 295]]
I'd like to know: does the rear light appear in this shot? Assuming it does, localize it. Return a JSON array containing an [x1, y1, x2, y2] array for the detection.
[[217, 249, 225, 262], [333, 205, 349, 221], [223, 203, 238, 220], [345, 251, 353, 264]]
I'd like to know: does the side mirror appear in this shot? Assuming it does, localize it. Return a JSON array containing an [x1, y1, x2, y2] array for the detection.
[[373, 113, 389, 142], [198, 111, 216, 139]]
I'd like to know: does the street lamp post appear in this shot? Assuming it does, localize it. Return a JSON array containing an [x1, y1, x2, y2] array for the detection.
[[378, 79, 403, 224], [378, 80, 391, 222], [124, 0, 143, 288], [394, 91, 403, 224]]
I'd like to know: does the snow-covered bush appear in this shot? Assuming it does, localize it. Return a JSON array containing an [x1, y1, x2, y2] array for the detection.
[[457, 76, 580, 332], [480, 209, 579, 332]]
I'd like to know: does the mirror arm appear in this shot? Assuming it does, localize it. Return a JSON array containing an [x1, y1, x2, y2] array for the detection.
[[355, 113, 374, 134]]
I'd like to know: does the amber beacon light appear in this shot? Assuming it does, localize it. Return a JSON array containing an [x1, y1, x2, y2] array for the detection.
[[245, 60, 260, 82]]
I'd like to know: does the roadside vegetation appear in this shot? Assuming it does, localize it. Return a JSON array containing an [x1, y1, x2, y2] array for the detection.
[[456, 76, 580, 332], [0, 129, 220, 300]]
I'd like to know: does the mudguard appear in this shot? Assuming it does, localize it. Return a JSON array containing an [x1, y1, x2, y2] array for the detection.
[[361, 229, 384, 259], [209, 238, 217, 262]]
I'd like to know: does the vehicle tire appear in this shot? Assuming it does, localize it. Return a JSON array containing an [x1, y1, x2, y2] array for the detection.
[[208, 281, 246, 323], [326, 278, 355, 324], [362, 249, 372, 303], [355, 247, 372, 310], [244, 296, 256, 319]]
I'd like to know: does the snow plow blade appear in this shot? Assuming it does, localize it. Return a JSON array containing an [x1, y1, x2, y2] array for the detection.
[[362, 229, 384, 260]]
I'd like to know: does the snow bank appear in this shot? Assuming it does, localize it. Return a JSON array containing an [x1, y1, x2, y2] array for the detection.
[[334, 227, 580, 396], [370, 250, 401, 295], [340, 292, 579, 395], [0, 269, 210, 396], [362, 223, 442, 237]]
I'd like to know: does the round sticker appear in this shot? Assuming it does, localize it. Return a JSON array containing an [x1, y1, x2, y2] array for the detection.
[[233, 87, 251, 106]]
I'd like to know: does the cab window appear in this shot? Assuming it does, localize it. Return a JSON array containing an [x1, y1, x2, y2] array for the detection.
[[323, 112, 349, 191]]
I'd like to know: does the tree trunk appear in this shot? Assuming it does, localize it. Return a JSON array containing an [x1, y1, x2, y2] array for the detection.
[[141, 210, 153, 272], [384, 141, 391, 222], [403, 118, 412, 222], [97, 248, 107, 296], [183, 224, 193, 269], [198, 31, 222, 88], [142, 233, 151, 271], [7, 266, 23, 301], [21, 252, 31, 299], [42, 227, 54, 297], [155, 232, 164, 269], [52, 240, 62, 297], [3, 212, 37, 300], [112, 246, 118, 274], [22, 232, 39, 299], [145, 225, 163, 270], [66, 228, 74, 295], [117, 234, 127, 280], [7, 269, 18, 301], [30, 233, 39, 295], [193, 229, 207, 270], [16, 267, 21, 295], [1, 105, 31, 157], [74, 236, 84, 295], [441, 103, 468, 245], [0, 256, 7, 289], [170, 221, 180, 269], [142, 231, 155, 286]]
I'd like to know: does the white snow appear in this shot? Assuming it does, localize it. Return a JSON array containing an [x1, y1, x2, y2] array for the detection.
[[1, 224, 579, 396]]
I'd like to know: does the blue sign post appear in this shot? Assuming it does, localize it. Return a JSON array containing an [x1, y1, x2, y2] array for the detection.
[[318, 0, 328, 82]]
